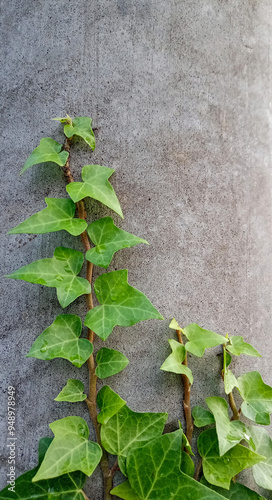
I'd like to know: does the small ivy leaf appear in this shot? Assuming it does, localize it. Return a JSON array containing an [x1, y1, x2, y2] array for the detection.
[[97, 385, 126, 424], [8, 198, 87, 236], [95, 347, 129, 379], [0, 437, 87, 499], [237, 371, 272, 425], [66, 165, 123, 218], [225, 351, 232, 367], [63, 116, 96, 150], [206, 397, 252, 456], [180, 450, 195, 477], [52, 114, 72, 124], [198, 428, 265, 489], [227, 336, 261, 358], [86, 217, 148, 268], [84, 269, 163, 341], [192, 406, 215, 427], [6, 247, 91, 308], [32, 417, 102, 481], [20, 138, 69, 175], [249, 426, 272, 490], [224, 368, 239, 395], [169, 318, 182, 331], [201, 477, 267, 499], [182, 430, 194, 455], [160, 339, 193, 384], [26, 315, 93, 368], [55, 379, 87, 402], [183, 323, 227, 357], [111, 481, 142, 500]]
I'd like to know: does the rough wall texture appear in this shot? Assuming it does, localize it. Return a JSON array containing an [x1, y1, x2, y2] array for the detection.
[[1, 0, 272, 497]]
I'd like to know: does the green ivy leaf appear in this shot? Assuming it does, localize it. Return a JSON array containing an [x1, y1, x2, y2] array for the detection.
[[249, 426, 272, 490], [63, 116, 96, 150], [6, 247, 91, 308], [95, 347, 129, 379], [8, 198, 87, 236], [55, 379, 87, 402], [227, 336, 261, 358], [206, 397, 253, 455], [124, 429, 226, 499], [160, 339, 193, 384], [169, 318, 182, 331], [183, 323, 227, 357], [97, 385, 126, 424], [32, 417, 102, 481], [192, 405, 215, 427], [0, 437, 86, 499], [237, 371, 272, 425], [86, 217, 148, 268], [20, 138, 69, 175], [111, 481, 141, 500], [224, 369, 239, 395], [198, 428, 265, 489], [201, 477, 266, 499], [26, 315, 93, 368], [84, 269, 163, 340], [66, 165, 123, 218]]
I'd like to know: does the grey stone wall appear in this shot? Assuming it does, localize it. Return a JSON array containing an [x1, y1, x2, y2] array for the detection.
[[1, 1, 271, 497]]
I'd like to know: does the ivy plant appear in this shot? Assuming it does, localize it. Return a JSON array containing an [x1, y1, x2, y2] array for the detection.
[[2, 115, 271, 500]]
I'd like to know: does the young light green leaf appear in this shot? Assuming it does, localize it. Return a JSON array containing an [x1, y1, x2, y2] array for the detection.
[[182, 428, 194, 455], [20, 138, 69, 175], [84, 269, 163, 340], [66, 165, 123, 218], [227, 336, 261, 358], [183, 323, 227, 357], [198, 428, 265, 489], [63, 116, 96, 150], [55, 379, 87, 402], [97, 385, 126, 424], [32, 417, 102, 481], [95, 347, 129, 379], [237, 371, 272, 425], [201, 477, 266, 499], [86, 217, 148, 268], [206, 397, 252, 456], [160, 339, 193, 384], [52, 113, 73, 124], [125, 429, 226, 500], [224, 368, 238, 395], [192, 405, 215, 427], [111, 481, 142, 500], [6, 247, 91, 308], [169, 318, 182, 331], [26, 315, 93, 368], [0, 437, 86, 499], [249, 426, 272, 490], [8, 198, 87, 236]]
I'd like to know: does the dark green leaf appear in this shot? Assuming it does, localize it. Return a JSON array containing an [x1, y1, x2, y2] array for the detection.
[[8, 198, 87, 236], [183, 323, 227, 357], [192, 405, 215, 427], [249, 426, 272, 490], [237, 371, 272, 425], [97, 385, 126, 425], [26, 315, 93, 368], [84, 270, 163, 340], [55, 379, 86, 402], [201, 477, 266, 499], [111, 481, 141, 500], [160, 339, 193, 384], [6, 247, 91, 308], [20, 138, 68, 174], [63, 117, 95, 150], [66, 165, 123, 218], [86, 217, 148, 268], [227, 336, 261, 358], [32, 417, 102, 481], [95, 347, 129, 379]]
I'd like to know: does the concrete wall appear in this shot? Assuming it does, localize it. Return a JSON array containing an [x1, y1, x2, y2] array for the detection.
[[1, 1, 272, 497]]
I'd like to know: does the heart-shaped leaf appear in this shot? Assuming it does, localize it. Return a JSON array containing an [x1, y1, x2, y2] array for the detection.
[[63, 116, 96, 150], [84, 269, 163, 340], [95, 347, 129, 379], [86, 217, 148, 268], [32, 417, 102, 481], [97, 385, 126, 424], [110, 481, 142, 500], [192, 405, 215, 427], [20, 138, 69, 174], [160, 339, 193, 384], [201, 477, 266, 499], [0, 437, 87, 499], [6, 247, 91, 308], [227, 336, 261, 358], [237, 371, 272, 425], [55, 379, 87, 402], [66, 165, 123, 218], [8, 198, 87, 236], [198, 428, 265, 489], [26, 315, 93, 368], [183, 324, 227, 357], [249, 426, 272, 490]]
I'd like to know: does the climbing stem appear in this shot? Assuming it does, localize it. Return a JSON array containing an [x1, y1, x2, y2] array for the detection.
[[176, 329, 194, 446]]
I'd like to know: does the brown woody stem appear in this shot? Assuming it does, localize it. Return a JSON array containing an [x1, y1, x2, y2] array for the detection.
[[176, 329, 194, 447]]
